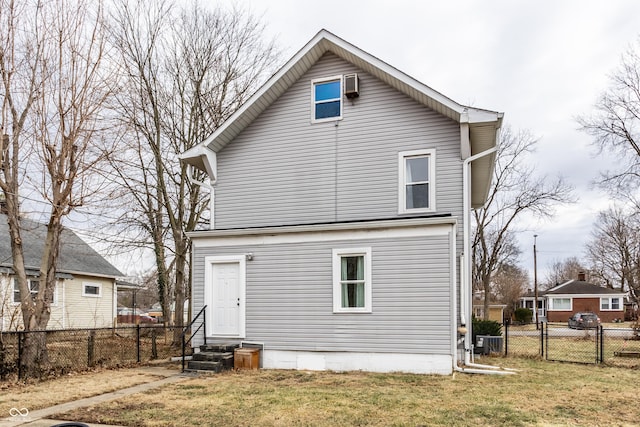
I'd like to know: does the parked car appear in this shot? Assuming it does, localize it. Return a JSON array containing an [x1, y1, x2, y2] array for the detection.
[[568, 312, 601, 329]]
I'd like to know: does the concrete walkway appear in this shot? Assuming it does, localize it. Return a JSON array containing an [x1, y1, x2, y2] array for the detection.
[[0, 367, 190, 427]]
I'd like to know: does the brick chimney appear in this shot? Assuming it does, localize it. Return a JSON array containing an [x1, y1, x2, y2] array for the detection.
[[577, 271, 586, 281]]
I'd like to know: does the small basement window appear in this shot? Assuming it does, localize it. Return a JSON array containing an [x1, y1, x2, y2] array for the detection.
[[312, 76, 342, 122]]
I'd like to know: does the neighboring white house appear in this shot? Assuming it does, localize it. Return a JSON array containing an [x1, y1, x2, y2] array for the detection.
[[0, 215, 123, 330], [180, 30, 503, 374]]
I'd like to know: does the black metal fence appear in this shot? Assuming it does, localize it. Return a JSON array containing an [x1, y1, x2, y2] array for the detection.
[[0, 326, 186, 380], [502, 322, 640, 366]]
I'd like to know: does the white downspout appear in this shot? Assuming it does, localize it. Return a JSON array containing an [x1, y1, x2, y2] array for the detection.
[[456, 142, 515, 375]]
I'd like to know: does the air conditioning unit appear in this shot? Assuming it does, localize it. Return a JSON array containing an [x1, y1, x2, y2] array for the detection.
[[344, 73, 359, 99]]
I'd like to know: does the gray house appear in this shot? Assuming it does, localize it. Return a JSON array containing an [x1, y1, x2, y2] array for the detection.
[[181, 30, 503, 374]]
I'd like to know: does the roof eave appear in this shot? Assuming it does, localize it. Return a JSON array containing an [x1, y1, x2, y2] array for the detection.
[[184, 29, 502, 167]]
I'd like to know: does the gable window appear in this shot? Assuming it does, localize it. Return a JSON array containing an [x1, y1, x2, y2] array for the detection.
[[601, 297, 621, 310], [398, 149, 436, 213], [82, 282, 102, 298], [332, 247, 372, 313], [312, 76, 342, 122], [549, 297, 571, 311]]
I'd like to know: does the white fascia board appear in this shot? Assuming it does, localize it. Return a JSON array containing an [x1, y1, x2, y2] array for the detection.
[[194, 29, 503, 155], [189, 217, 456, 247], [198, 30, 330, 152], [465, 109, 504, 125], [547, 293, 626, 299], [320, 30, 465, 118]]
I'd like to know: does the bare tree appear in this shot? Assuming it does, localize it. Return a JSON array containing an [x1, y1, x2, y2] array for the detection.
[[0, 0, 112, 377], [579, 38, 640, 209], [108, 0, 279, 342], [492, 263, 529, 320], [472, 126, 575, 319], [586, 207, 640, 301], [543, 256, 589, 289]]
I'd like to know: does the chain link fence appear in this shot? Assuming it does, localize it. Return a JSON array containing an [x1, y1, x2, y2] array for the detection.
[[0, 325, 186, 380], [503, 321, 640, 367]]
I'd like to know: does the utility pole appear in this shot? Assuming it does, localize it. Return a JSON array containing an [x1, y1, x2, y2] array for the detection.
[[534, 234, 539, 330]]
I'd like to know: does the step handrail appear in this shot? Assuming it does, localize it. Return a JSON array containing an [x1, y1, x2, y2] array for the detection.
[[181, 305, 207, 372]]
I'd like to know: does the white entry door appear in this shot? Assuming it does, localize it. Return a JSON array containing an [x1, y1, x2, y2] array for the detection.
[[206, 256, 246, 337]]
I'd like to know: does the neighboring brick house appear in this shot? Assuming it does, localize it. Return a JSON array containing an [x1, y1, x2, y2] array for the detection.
[[545, 274, 626, 323]]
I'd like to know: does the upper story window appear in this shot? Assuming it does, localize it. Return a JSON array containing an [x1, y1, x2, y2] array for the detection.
[[332, 247, 372, 313], [398, 149, 436, 214], [312, 76, 342, 122]]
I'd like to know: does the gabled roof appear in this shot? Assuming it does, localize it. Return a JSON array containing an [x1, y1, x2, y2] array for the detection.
[[181, 29, 503, 208], [545, 280, 625, 296], [0, 215, 123, 279]]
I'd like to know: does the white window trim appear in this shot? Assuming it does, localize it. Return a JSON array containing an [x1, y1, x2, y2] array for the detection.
[[398, 149, 436, 214], [332, 247, 372, 313], [600, 297, 622, 311], [12, 278, 58, 306], [82, 282, 102, 298], [548, 297, 572, 311], [311, 75, 343, 123]]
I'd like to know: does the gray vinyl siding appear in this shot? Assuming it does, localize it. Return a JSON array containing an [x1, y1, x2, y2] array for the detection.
[[214, 53, 462, 229], [192, 233, 452, 354]]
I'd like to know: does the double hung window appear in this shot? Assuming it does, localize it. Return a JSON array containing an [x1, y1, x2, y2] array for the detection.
[[600, 297, 621, 310], [549, 297, 571, 310], [13, 278, 56, 305], [312, 76, 342, 121], [399, 149, 435, 213], [332, 248, 372, 313], [13, 279, 39, 303]]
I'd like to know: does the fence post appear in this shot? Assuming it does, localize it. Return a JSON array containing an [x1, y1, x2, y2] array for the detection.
[[503, 320, 508, 356], [599, 325, 604, 364], [151, 329, 157, 360], [87, 330, 95, 367], [17, 331, 23, 380], [540, 321, 545, 358], [136, 325, 141, 363]]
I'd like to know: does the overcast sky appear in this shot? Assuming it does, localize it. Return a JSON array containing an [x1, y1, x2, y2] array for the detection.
[[210, 0, 639, 282]]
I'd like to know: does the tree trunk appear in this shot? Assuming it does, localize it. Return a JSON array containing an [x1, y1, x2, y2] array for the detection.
[[172, 239, 187, 345], [482, 275, 491, 320]]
